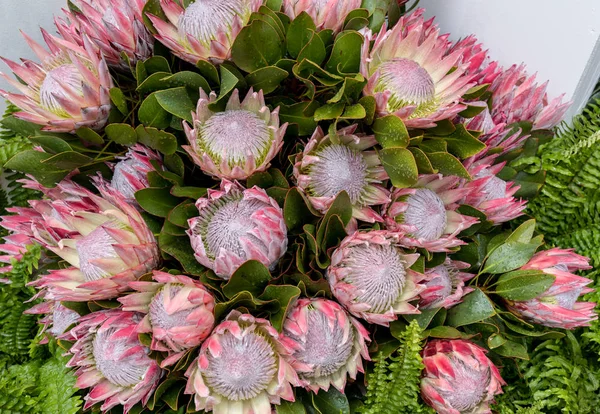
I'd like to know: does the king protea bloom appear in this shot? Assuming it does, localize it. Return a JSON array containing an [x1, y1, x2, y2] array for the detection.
[[183, 89, 286, 180], [1, 178, 159, 301], [0, 29, 112, 133], [148, 0, 262, 64], [25, 301, 80, 344], [293, 125, 390, 225], [505, 248, 596, 330], [462, 156, 526, 224], [64, 310, 163, 413], [383, 174, 478, 252], [361, 9, 475, 128], [327, 231, 426, 326], [187, 180, 287, 280], [119, 271, 216, 366], [185, 311, 300, 414], [420, 259, 474, 309], [283, 298, 370, 393], [55, 0, 153, 69], [421, 339, 505, 414], [282, 0, 362, 32]]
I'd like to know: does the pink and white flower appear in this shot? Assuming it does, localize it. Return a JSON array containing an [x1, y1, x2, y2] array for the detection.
[[25, 301, 80, 344], [187, 180, 287, 280], [282, 0, 362, 32], [420, 258, 474, 309], [327, 231, 426, 326], [283, 298, 370, 393], [185, 311, 300, 414]]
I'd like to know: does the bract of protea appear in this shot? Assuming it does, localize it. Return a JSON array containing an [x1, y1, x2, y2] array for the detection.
[[420, 258, 474, 309], [25, 301, 80, 344], [282, 0, 362, 32]]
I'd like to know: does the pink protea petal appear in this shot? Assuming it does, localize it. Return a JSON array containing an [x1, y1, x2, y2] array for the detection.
[[420, 259, 474, 309], [282, 0, 362, 32]]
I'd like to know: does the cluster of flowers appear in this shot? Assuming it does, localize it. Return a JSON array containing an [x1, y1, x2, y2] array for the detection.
[[0, 0, 595, 414]]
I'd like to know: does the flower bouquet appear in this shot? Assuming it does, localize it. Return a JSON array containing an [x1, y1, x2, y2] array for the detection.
[[0, 0, 593, 413]]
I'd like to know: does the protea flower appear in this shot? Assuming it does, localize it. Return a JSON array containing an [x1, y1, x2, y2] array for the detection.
[[283, 298, 370, 393], [108, 144, 162, 206], [505, 248, 596, 330], [327, 231, 426, 326], [119, 270, 215, 366], [64, 310, 163, 413], [282, 0, 362, 32], [1, 177, 159, 301], [25, 301, 80, 344], [148, 0, 262, 64], [420, 259, 474, 309], [361, 9, 475, 128], [462, 156, 526, 224], [187, 180, 287, 280], [55, 0, 153, 69], [383, 174, 478, 252], [183, 89, 286, 180], [421, 339, 505, 414], [293, 125, 389, 225], [0, 29, 112, 133], [185, 311, 300, 414]]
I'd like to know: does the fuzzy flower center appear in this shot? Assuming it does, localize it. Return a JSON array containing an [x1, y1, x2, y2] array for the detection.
[[111, 157, 150, 202], [179, 0, 247, 45], [92, 326, 151, 388], [50, 304, 79, 337], [290, 309, 354, 378], [551, 289, 582, 309], [403, 189, 447, 241], [375, 58, 436, 113], [149, 285, 194, 330], [76, 226, 120, 282], [203, 330, 277, 401], [341, 243, 407, 313], [39, 64, 84, 116], [477, 171, 507, 202], [425, 265, 453, 299], [308, 144, 369, 203], [199, 110, 272, 166], [438, 358, 490, 412]]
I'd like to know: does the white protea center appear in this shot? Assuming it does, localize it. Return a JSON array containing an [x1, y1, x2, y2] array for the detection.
[[76, 226, 121, 282], [148, 285, 195, 330], [308, 144, 369, 203], [425, 265, 453, 299], [438, 358, 491, 412], [403, 189, 447, 241], [111, 157, 149, 201], [341, 244, 407, 313], [199, 110, 272, 166], [179, 0, 246, 46], [203, 330, 277, 400], [49, 304, 80, 337], [39, 64, 84, 116]]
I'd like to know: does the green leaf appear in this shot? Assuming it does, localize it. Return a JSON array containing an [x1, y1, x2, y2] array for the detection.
[[359, 95, 376, 125], [167, 201, 197, 228], [373, 115, 409, 148], [29, 135, 73, 154], [171, 186, 207, 199], [136, 71, 173, 94], [105, 123, 138, 145], [286, 12, 317, 59], [196, 60, 220, 85], [340, 104, 366, 120], [436, 124, 486, 159], [482, 241, 539, 274], [277, 400, 306, 414], [314, 103, 345, 121], [75, 127, 104, 145], [284, 187, 318, 231], [41, 151, 93, 170], [408, 147, 435, 174], [5, 150, 68, 187], [506, 219, 536, 244], [426, 326, 464, 339], [297, 30, 327, 66], [135, 125, 177, 155], [159, 233, 205, 275], [231, 19, 285, 72], [109, 87, 128, 115], [265, 0, 283, 11], [207, 65, 242, 111], [160, 71, 210, 94], [495, 269, 555, 301], [138, 93, 171, 129], [144, 56, 171, 74], [447, 289, 496, 327], [325, 30, 363, 75], [378, 147, 418, 188], [279, 101, 319, 135], [136, 187, 181, 217], [245, 66, 289, 94], [223, 260, 272, 299], [259, 284, 302, 331], [494, 340, 529, 360], [402, 307, 445, 330], [154, 87, 195, 123], [426, 152, 471, 179]]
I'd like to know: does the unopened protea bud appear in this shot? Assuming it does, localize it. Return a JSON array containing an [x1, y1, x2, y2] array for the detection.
[[420, 259, 474, 309], [0, 30, 112, 133], [421, 339, 505, 414], [148, 0, 262, 64], [506, 248, 597, 330], [185, 311, 300, 414], [183, 89, 287, 180], [282, 0, 362, 32], [384, 174, 478, 252], [327, 231, 426, 326], [293, 125, 390, 226], [55, 0, 153, 69], [187, 180, 287, 279], [283, 298, 370, 393], [109, 144, 162, 206], [64, 310, 163, 413], [25, 301, 80, 344], [361, 9, 475, 128], [119, 271, 215, 366]]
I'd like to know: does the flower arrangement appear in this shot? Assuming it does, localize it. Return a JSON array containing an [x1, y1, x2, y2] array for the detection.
[[0, 1, 593, 413]]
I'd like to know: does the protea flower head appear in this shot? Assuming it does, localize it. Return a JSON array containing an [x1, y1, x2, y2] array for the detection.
[[505, 248, 596, 330], [327, 231, 426, 326], [183, 89, 287, 180], [420, 258, 474, 309], [108, 144, 162, 206], [185, 310, 300, 414], [119, 270, 215, 366], [0, 29, 112, 133], [361, 9, 475, 128], [148, 0, 262, 64], [421, 339, 505, 414], [187, 180, 287, 280], [1, 177, 159, 301], [293, 125, 390, 225], [64, 310, 163, 413], [25, 301, 80, 344], [55, 0, 153, 69], [282, 0, 362, 32], [383, 174, 478, 252], [462, 156, 526, 224]]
